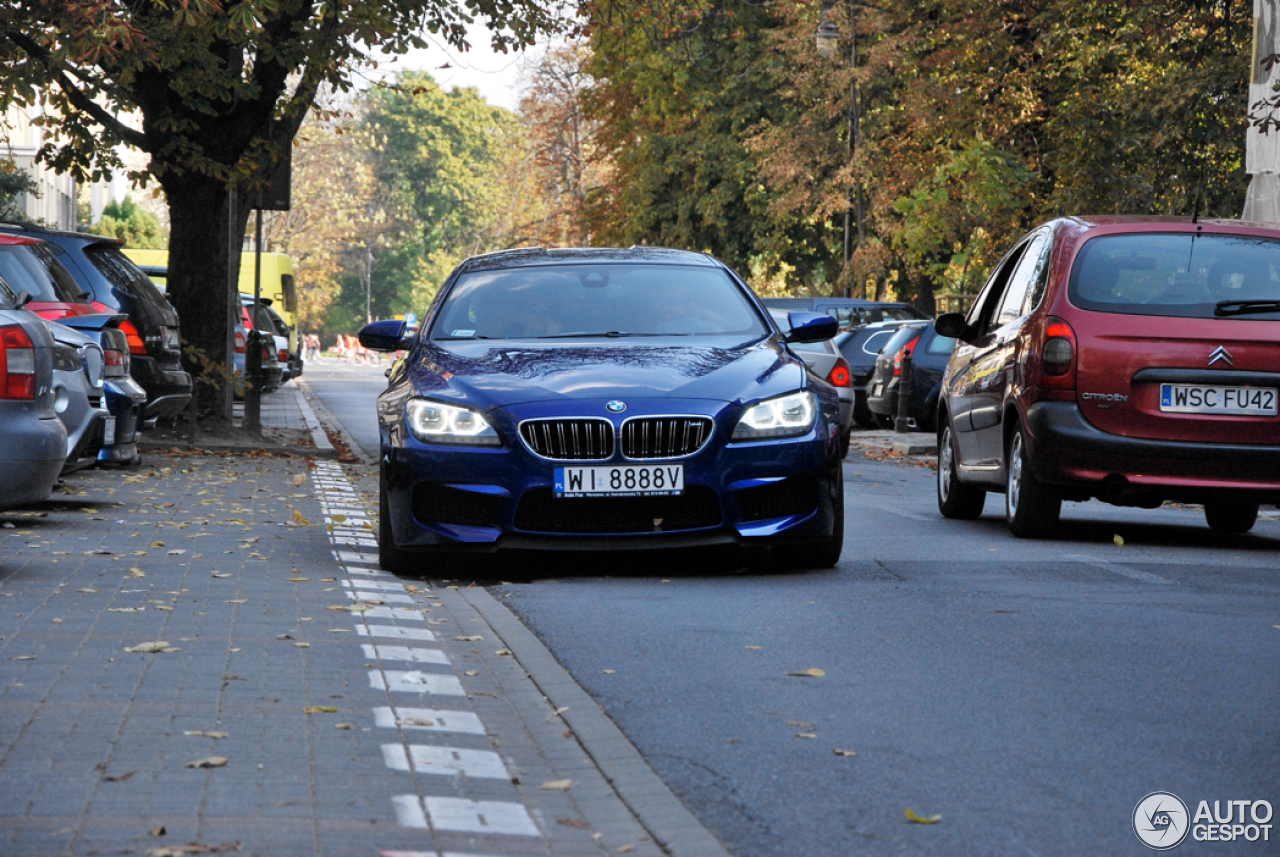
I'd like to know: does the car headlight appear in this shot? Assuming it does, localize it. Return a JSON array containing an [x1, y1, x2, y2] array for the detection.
[[405, 398, 500, 445], [732, 390, 817, 440]]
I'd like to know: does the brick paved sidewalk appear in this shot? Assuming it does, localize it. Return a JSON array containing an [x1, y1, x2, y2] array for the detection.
[[0, 452, 720, 857]]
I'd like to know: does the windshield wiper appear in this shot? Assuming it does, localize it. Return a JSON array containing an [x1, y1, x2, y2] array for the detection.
[[538, 331, 630, 339], [1214, 300, 1280, 317]]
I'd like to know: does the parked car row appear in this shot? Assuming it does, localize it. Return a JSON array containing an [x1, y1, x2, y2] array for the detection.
[[0, 222, 303, 510]]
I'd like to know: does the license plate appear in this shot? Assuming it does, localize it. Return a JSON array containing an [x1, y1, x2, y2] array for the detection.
[[555, 465, 683, 497], [1159, 384, 1278, 416], [873, 383, 883, 396], [103, 416, 116, 443]]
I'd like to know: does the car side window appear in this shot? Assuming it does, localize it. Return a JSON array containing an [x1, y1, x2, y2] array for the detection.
[[994, 231, 1050, 328], [1020, 231, 1055, 316], [967, 240, 1030, 337]]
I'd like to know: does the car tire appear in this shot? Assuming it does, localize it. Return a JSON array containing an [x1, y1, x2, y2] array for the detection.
[[839, 427, 851, 459], [785, 461, 844, 568], [1203, 501, 1259, 534], [937, 423, 985, 520], [378, 468, 416, 575], [853, 393, 877, 429], [1005, 425, 1061, 538]]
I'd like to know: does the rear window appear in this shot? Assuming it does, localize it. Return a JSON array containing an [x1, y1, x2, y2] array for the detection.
[[84, 246, 172, 308], [881, 325, 924, 355], [1069, 233, 1280, 320], [0, 243, 84, 303]]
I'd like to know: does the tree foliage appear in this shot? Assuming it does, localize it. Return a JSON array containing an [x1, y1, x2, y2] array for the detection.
[[88, 195, 168, 248]]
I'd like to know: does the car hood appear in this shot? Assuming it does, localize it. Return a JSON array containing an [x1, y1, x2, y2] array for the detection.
[[407, 337, 804, 409]]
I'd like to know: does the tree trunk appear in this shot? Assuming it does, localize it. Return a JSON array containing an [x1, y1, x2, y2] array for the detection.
[[162, 172, 251, 424]]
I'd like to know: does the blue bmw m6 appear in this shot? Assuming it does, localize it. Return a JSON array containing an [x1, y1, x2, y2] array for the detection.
[[358, 247, 845, 572]]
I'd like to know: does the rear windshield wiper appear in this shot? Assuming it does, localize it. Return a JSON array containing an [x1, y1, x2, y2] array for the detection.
[[538, 331, 632, 338], [1215, 300, 1280, 317]]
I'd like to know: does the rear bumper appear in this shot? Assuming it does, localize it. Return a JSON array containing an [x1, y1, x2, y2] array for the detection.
[[0, 417, 67, 507], [1025, 402, 1280, 498], [131, 355, 192, 419]]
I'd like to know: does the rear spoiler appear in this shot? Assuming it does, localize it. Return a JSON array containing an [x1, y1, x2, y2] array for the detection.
[[55, 313, 128, 331]]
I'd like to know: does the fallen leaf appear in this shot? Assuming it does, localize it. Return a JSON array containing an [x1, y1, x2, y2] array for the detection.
[[211, 572, 232, 579], [331, 514, 347, 523], [335, 722, 354, 730], [495, 648, 511, 656], [744, 645, 763, 650], [125, 641, 171, 653], [292, 510, 312, 526], [464, 670, 479, 676], [167, 549, 186, 556], [103, 771, 136, 782], [785, 668, 826, 678], [795, 732, 817, 739], [537, 777, 573, 793], [77, 588, 100, 593], [293, 642, 310, 648], [905, 808, 941, 824], [454, 635, 483, 642], [1113, 534, 1125, 546], [287, 577, 309, 582], [147, 825, 166, 836], [302, 706, 337, 714], [109, 607, 143, 613], [150, 541, 165, 548], [602, 669, 616, 674], [155, 606, 174, 612], [224, 599, 248, 605], [618, 845, 636, 854], [184, 731, 229, 739], [292, 474, 306, 486], [82, 549, 112, 555], [275, 634, 293, 640], [785, 720, 815, 728], [128, 568, 146, 578], [10, 655, 35, 661], [833, 749, 858, 757], [556, 819, 589, 829], [184, 756, 228, 769]]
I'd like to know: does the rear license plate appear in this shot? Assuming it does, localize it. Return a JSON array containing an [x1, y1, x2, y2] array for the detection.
[[555, 465, 683, 497], [1159, 384, 1278, 416], [873, 383, 883, 396], [103, 416, 116, 443]]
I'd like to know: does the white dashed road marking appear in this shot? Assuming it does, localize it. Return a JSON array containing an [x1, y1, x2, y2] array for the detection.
[[371, 670, 466, 696], [373, 706, 487, 735], [359, 625, 437, 641], [381, 744, 510, 779], [362, 644, 450, 665]]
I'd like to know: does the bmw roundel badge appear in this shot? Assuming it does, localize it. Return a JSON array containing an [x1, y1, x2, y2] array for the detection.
[[606, 400, 627, 413]]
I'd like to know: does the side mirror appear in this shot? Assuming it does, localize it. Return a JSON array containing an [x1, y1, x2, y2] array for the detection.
[[359, 319, 410, 352], [934, 312, 971, 341], [784, 311, 839, 344]]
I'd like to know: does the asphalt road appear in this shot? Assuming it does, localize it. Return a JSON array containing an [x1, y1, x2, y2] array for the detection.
[[306, 359, 1280, 856]]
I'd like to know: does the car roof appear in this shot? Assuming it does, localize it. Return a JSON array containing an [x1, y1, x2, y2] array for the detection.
[[458, 246, 720, 273], [0, 221, 125, 249]]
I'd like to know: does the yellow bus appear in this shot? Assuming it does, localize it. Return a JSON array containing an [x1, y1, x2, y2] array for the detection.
[[121, 249, 298, 335]]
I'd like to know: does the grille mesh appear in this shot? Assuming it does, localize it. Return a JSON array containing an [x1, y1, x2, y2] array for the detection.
[[621, 417, 713, 459], [413, 483, 504, 528], [734, 476, 816, 522], [519, 419, 614, 460]]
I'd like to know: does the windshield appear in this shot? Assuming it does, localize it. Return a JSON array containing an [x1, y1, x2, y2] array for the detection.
[[431, 263, 768, 340], [1069, 233, 1280, 320], [85, 246, 172, 308]]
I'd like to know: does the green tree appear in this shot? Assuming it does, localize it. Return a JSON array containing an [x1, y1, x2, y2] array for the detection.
[[90, 195, 168, 249], [1, 0, 553, 419], [0, 159, 36, 220]]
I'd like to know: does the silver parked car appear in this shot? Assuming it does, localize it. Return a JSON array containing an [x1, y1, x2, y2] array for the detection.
[[0, 284, 67, 507], [770, 308, 856, 457], [56, 314, 148, 465], [44, 320, 110, 473]]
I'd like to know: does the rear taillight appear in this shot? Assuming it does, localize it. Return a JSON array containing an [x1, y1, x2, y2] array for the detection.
[[120, 320, 147, 355], [277, 348, 289, 363], [234, 331, 246, 354], [892, 335, 921, 377], [827, 357, 852, 388], [103, 347, 126, 378], [0, 324, 37, 400], [1038, 316, 1077, 393]]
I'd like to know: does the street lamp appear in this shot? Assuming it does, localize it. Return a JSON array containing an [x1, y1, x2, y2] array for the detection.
[[817, 1, 864, 299]]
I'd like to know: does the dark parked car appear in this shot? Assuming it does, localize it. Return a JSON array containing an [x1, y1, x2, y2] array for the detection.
[[866, 321, 957, 432], [0, 223, 192, 423], [835, 319, 921, 427], [361, 247, 845, 572], [0, 234, 96, 320], [762, 297, 928, 331], [935, 216, 1280, 537], [0, 285, 67, 506]]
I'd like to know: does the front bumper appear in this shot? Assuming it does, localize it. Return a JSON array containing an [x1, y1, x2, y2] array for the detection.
[[1025, 401, 1280, 499], [382, 398, 840, 552]]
